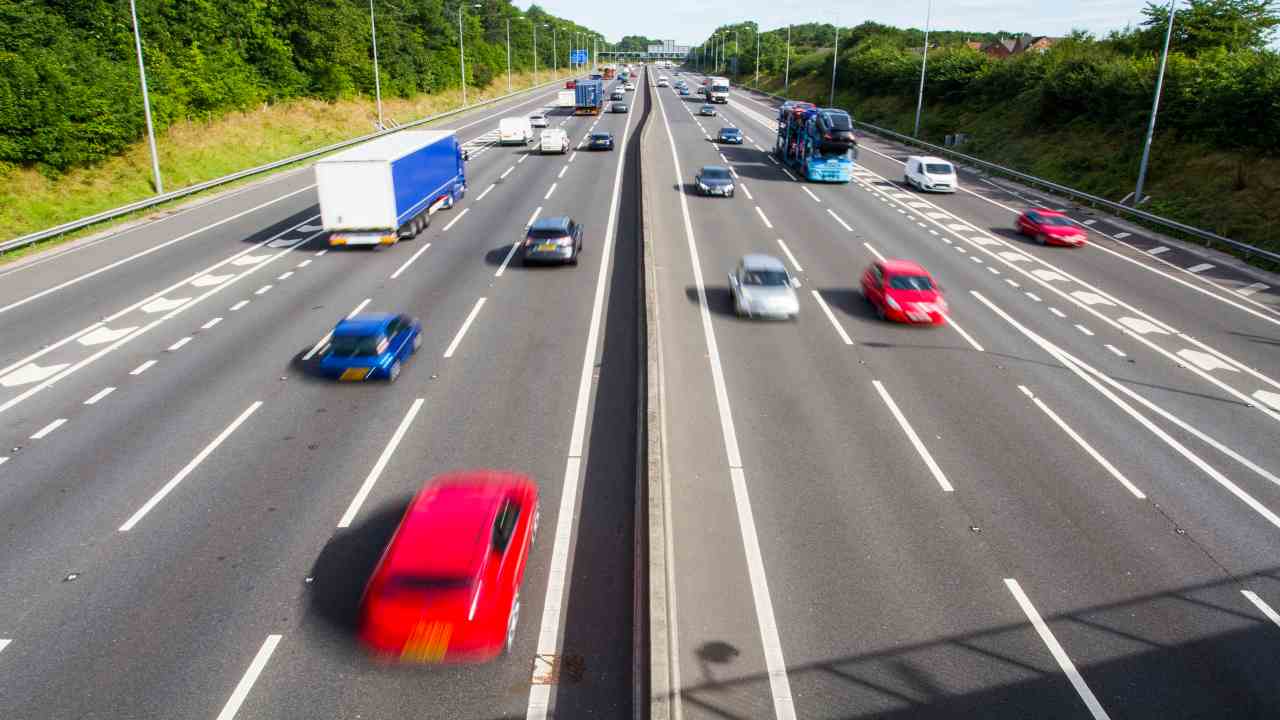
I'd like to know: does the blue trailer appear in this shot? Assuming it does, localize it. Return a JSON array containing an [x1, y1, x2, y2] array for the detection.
[[316, 130, 467, 247], [575, 80, 604, 115]]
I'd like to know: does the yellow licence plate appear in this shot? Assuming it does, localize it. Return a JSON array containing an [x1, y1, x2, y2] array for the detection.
[[537, 242, 558, 252], [401, 621, 452, 663], [339, 368, 371, 381]]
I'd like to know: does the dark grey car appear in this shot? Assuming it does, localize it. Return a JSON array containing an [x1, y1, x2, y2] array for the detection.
[[523, 216, 582, 265], [695, 165, 735, 197]]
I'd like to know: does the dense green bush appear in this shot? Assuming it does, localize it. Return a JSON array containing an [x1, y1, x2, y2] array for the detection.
[[0, 0, 601, 170]]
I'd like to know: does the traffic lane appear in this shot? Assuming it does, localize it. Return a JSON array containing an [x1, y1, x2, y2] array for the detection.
[[0, 79, 580, 371], [0, 112, 614, 718], [668, 104, 1280, 717], [643, 86, 782, 719]]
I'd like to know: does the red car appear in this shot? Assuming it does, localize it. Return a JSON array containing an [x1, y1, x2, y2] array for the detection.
[[358, 470, 539, 663], [565, 80, 576, 89], [1016, 208, 1087, 247], [861, 259, 948, 324]]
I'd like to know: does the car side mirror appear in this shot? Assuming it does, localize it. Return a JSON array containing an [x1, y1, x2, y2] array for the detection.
[[790, 277, 802, 289]]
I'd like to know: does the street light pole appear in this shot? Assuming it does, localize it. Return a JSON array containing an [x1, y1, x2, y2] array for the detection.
[[784, 24, 792, 94], [533, 23, 538, 84], [506, 18, 512, 92], [830, 25, 839, 107], [459, 6, 468, 105], [1134, 0, 1177, 207], [755, 28, 761, 88], [913, 0, 933, 137], [128, 0, 163, 194], [552, 27, 557, 77], [368, 0, 384, 129]]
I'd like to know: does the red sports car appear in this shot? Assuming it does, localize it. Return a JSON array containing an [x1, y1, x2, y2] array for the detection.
[[358, 470, 539, 663], [861, 259, 948, 324], [1016, 208, 1087, 247]]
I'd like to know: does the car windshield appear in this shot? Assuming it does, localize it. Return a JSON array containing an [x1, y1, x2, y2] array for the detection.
[[888, 275, 934, 291], [823, 112, 853, 130], [701, 167, 730, 180], [925, 163, 953, 175], [328, 334, 385, 357], [592, 133, 611, 140], [712, 84, 729, 92], [721, 129, 740, 136], [743, 270, 789, 287], [1042, 215, 1074, 227]]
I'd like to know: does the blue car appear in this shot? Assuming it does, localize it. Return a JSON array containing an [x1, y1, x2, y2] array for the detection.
[[717, 127, 743, 144], [318, 313, 421, 382], [678, 87, 690, 96]]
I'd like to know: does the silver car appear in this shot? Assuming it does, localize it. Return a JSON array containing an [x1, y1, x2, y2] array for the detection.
[[728, 254, 801, 319]]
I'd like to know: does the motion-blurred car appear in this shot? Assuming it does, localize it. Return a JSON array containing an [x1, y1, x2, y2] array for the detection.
[[317, 313, 421, 382], [861, 259, 948, 324], [588, 131, 615, 150], [610, 101, 629, 113], [528, 113, 548, 128], [678, 86, 691, 96], [717, 127, 743, 144], [699, 104, 717, 116], [523, 216, 583, 265], [695, 165, 734, 197], [1016, 208, 1087, 247], [358, 470, 539, 663], [729, 254, 801, 319]]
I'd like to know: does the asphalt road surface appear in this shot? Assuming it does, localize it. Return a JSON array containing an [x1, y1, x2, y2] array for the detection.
[[0, 75, 645, 719], [647, 72, 1280, 719]]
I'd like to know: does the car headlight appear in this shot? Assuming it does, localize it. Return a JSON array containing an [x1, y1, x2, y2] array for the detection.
[[698, 182, 709, 190], [724, 184, 734, 192], [884, 295, 901, 311]]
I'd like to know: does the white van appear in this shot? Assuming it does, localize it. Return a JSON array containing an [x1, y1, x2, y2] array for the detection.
[[657, 75, 669, 88], [539, 128, 570, 154], [499, 117, 533, 145], [904, 155, 958, 193]]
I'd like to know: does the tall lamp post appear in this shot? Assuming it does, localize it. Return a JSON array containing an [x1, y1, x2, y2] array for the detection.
[[1134, 0, 1177, 206], [368, 0, 384, 129], [506, 18, 512, 92], [829, 25, 839, 107], [755, 28, 761, 88], [459, 5, 468, 105], [784, 24, 792, 94], [129, 0, 163, 194], [913, 0, 933, 137]]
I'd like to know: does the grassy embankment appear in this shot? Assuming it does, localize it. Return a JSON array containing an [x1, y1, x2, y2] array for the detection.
[[750, 72, 1280, 263], [0, 69, 563, 263]]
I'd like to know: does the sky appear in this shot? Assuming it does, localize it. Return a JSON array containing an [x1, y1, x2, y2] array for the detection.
[[534, 0, 1156, 45]]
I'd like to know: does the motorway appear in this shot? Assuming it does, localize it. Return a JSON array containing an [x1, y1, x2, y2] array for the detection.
[[647, 72, 1280, 718], [0, 76, 644, 718]]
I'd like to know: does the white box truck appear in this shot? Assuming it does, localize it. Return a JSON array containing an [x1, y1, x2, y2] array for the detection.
[[316, 130, 466, 247], [556, 90, 576, 108]]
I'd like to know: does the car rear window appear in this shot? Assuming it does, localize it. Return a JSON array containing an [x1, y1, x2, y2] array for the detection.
[[823, 112, 853, 130], [528, 228, 569, 239], [925, 163, 954, 175], [743, 270, 789, 286], [328, 335, 385, 357], [888, 275, 934, 291], [701, 167, 730, 179]]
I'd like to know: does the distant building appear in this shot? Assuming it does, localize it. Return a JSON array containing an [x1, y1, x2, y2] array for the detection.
[[976, 34, 1061, 58]]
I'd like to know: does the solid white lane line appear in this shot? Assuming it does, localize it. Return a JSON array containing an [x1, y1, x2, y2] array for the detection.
[[443, 298, 486, 358], [477, 184, 496, 201], [1187, 263, 1214, 273], [254, 285, 272, 295], [1105, 344, 1127, 357], [801, 187, 820, 202], [544, 183, 558, 200], [390, 242, 433, 280], [648, 85, 797, 720], [753, 206, 774, 229], [1075, 324, 1094, 336], [213, 634, 282, 720], [827, 209, 853, 232], [947, 317, 986, 352], [230, 300, 249, 311], [500, 166, 515, 179], [202, 317, 223, 330], [873, 380, 954, 492], [974, 290, 1280, 526], [276, 271, 293, 281], [1005, 579, 1112, 719], [84, 387, 115, 405], [862, 242, 885, 262], [120, 401, 262, 531], [442, 207, 470, 231], [776, 239, 804, 272], [130, 360, 156, 376], [558, 165, 568, 179], [1242, 590, 1280, 628], [812, 291, 854, 345], [1019, 386, 1145, 498], [337, 398, 424, 527], [30, 418, 66, 440]]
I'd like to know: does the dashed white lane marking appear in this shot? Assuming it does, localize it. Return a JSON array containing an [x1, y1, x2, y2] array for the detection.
[[955, 246, 966, 253], [76, 326, 137, 347], [1048, 307, 1066, 318], [544, 183, 558, 200], [948, 317, 986, 352], [0, 638, 10, 653], [1082, 219, 1097, 225], [812, 291, 854, 346], [801, 187, 820, 202], [1186, 263, 1214, 273], [442, 207, 470, 232], [30, 418, 67, 440], [518, 153, 530, 164], [1105, 344, 1127, 358], [1148, 246, 1169, 255], [254, 285, 272, 295], [1075, 324, 1094, 336], [1005, 578, 1114, 720], [1, 362, 71, 388], [776, 239, 804, 272], [1239, 282, 1270, 296], [970, 256, 983, 264], [192, 273, 233, 288], [337, 398, 425, 527], [827, 209, 853, 232], [781, 168, 797, 181], [862, 242, 886, 262], [84, 387, 116, 405], [314, 249, 328, 257], [276, 271, 293, 281], [201, 317, 222, 330], [928, 229, 940, 236], [296, 259, 311, 268], [1006, 279, 1021, 288], [740, 183, 754, 200], [120, 401, 262, 532], [1177, 348, 1238, 373], [754, 206, 773, 229], [500, 166, 515, 179], [1243, 590, 1280, 629], [130, 360, 156, 376], [444, 298, 486, 359], [1254, 389, 1280, 411], [477, 184, 496, 201], [569, 151, 578, 163], [873, 380, 954, 492], [390, 242, 433, 280], [558, 165, 568, 179], [213, 634, 282, 720], [1018, 385, 1145, 498], [167, 337, 192, 351], [1070, 291, 1114, 306], [230, 254, 268, 267], [1026, 292, 1042, 302], [1117, 316, 1169, 335], [1114, 231, 1131, 239], [230, 300, 249, 312], [141, 297, 189, 314]]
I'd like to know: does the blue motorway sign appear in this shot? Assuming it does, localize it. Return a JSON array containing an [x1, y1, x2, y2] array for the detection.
[[570, 49, 588, 64]]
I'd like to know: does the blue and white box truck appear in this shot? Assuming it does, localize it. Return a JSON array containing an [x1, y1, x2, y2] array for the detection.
[[317, 130, 466, 247]]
